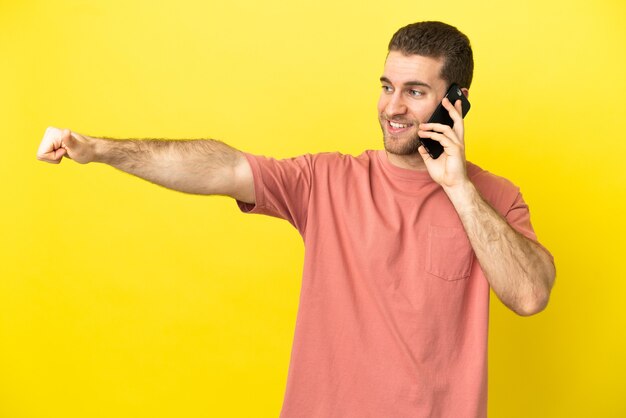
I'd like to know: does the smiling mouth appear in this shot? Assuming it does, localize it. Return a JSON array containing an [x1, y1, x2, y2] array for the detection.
[[387, 120, 413, 132]]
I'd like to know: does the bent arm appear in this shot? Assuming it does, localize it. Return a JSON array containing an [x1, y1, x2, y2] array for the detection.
[[445, 182, 556, 316], [416, 98, 555, 316], [37, 127, 255, 203]]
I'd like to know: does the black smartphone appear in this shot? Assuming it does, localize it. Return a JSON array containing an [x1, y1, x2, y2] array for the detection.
[[420, 83, 471, 159]]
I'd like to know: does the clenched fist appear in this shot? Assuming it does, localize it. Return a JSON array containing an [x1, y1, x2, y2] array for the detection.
[[36, 127, 95, 164]]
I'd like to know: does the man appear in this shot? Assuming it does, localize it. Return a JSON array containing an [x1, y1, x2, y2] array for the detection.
[[37, 21, 555, 418]]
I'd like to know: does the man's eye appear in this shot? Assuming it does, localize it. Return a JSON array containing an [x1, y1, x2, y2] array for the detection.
[[381, 85, 392, 93], [409, 89, 423, 97]]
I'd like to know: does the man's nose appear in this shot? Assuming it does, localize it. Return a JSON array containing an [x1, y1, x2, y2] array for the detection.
[[385, 92, 407, 117]]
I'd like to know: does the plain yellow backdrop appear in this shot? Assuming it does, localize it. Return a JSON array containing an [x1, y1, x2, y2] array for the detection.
[[1, 0, 625, 417]]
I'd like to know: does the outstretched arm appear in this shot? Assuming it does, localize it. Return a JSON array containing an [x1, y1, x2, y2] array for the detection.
[[36, 127, 255, 203]]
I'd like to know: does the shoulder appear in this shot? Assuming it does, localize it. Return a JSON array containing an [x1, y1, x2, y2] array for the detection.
[[467, 161, 522, 214], [243, 151, 375, 189], [307, 150, 376, 171], [244, 150, 375, 176], [467, 162, 518, 190]]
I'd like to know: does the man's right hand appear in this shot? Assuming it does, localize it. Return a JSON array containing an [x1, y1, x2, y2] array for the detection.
[[36, 127, 94, 164]]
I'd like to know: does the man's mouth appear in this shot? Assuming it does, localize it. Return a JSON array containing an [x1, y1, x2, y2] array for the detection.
[[387, 120, 414, 133]]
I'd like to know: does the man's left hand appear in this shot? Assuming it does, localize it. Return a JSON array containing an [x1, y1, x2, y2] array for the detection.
[[417, 97, 469, 190]]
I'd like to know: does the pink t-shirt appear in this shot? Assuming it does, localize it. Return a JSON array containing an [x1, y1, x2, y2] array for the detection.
[[238, 149, 549, 418]]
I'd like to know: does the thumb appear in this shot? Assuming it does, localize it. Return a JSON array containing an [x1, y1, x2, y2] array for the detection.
[[60, 129, 80, 160], [60, 129, 74, 150], [59, 129, 93, 164], [418, 145, 431, 161]]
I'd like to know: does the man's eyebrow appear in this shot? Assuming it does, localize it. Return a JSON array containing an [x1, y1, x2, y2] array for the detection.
[[379, 76, 431, 89]]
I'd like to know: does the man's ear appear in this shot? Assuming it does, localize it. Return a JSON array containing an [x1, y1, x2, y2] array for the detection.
[[461, 87, 469, 98]]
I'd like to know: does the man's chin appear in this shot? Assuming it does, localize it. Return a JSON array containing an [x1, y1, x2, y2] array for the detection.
[[383, 136, 422, 156]]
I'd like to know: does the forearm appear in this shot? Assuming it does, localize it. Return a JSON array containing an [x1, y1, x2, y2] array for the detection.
[[88, 136, 242, 195], [445, 182, 556, 316]]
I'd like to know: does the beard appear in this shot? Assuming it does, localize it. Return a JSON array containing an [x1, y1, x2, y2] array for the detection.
[[379, 116, 422, 156]]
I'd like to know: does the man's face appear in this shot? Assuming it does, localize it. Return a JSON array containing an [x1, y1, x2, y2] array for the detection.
[[378, 51, 449, 156]]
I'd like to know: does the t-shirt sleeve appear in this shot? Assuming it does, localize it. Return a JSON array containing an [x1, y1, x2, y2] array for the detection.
[[504, 190, 537, 240], [472, 168, 555, 264], [504, 190, 555, 263], [236, 152, 313, 235]]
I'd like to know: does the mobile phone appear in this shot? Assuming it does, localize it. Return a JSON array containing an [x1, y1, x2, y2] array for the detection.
[[420, 83, 471, 159]]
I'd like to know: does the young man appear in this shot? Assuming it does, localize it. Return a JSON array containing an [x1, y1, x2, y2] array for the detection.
[[38, 21, 555, 418]]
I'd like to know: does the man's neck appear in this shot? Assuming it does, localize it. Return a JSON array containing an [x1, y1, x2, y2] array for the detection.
[[384, 150, 428, 171]]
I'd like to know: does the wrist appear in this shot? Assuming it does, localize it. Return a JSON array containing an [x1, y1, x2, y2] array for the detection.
[[88, 136, 108, 164], [443, 179, 479, 209]]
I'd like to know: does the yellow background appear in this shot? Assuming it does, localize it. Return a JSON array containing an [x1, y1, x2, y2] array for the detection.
[[1, 0, 625, 416]]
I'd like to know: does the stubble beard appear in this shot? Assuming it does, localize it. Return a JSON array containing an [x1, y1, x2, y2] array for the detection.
[[379, 119, 422, 156]]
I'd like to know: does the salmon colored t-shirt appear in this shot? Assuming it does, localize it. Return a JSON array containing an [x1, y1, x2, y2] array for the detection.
[[238, 149, 550, 418]]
